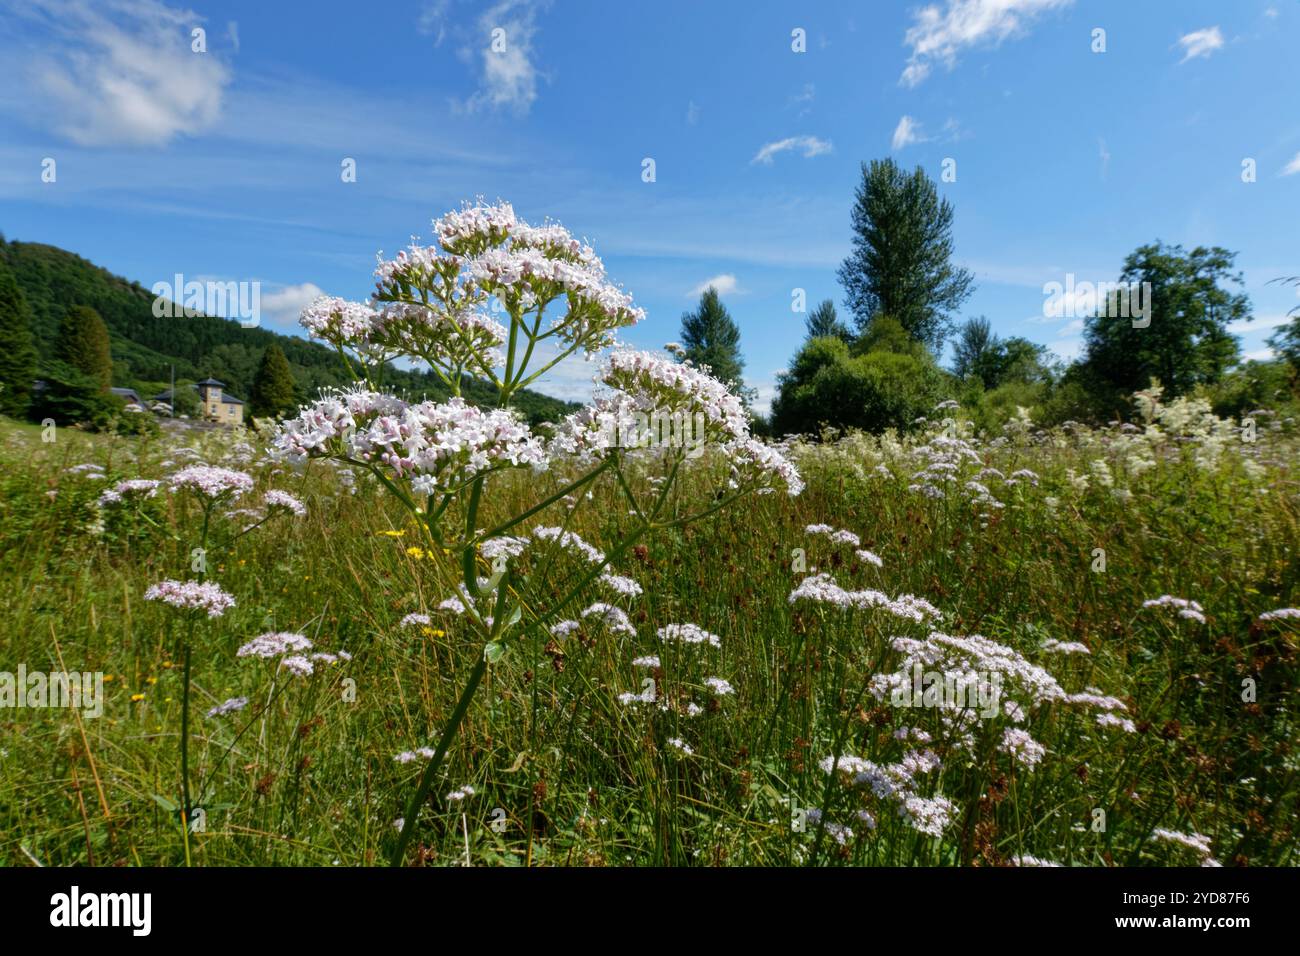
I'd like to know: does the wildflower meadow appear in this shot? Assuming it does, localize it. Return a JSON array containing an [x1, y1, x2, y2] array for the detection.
[[1, 202, 1296, 871]]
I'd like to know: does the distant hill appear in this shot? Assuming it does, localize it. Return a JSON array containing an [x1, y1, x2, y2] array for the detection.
[[0, 236, 580, 424]]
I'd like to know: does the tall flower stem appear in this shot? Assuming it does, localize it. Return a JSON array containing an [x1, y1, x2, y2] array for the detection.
[[389, 654, 488, 866], [180, 641, 193, 857]]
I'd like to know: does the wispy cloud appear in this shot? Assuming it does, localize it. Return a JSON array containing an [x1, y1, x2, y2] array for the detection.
[[686, 100, 700, 125], [689, 274, 740, 297], [1177, 26, 1224, 63], [899, 0, 1073, 88], [426, 0, 549, 114], [750, 135, 833, 165], [1098, 137, 1110, 179], [1228, 313, 1291, 335], [14, 0, 231, 147], [892, 115, 924, 150], [789, 83, 815, 116], [1281, 152, 1300, 176], [418, 0, 452, 45]]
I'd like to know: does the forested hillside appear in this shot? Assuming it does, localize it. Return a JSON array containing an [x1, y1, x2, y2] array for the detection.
[[0, 236, 578, 423]]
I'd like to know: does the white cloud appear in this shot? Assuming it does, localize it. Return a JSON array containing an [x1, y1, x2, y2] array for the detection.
[[502, 336, 598, 402], [1244, 348, 1276, 361], [751, 377, 780, 417], [260, 282, 326, 330], [689, 274, 740, 297], [891, 115, 924, 150], [1178, 26, 1224, 63], [899, 0, 1073, 88], [686, 100, 700, 125], [436, 0, 548, 115], [20, 0, 230, 146], [750, 135, 833, 165], [419, 0, 452, 45], [1047, 337, 1083, 361], [1228, 313, 1291, 335], [1281, 152, 1300, 176]]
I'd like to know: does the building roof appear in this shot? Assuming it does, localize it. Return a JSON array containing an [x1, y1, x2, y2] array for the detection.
[[195, 377, 226, 387], [110, 387, 145, 404], [152, 382, 244, 405]]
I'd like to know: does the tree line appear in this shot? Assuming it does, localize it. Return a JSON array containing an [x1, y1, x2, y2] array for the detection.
[[672, 157, 1299, 437]]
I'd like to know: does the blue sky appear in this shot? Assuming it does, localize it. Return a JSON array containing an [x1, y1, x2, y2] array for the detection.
[[1, 0, 1297, 411]]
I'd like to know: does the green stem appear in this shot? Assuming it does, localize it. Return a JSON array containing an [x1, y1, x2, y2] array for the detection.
[[389, 655, 489, 866], [180, 642, 193, 860]]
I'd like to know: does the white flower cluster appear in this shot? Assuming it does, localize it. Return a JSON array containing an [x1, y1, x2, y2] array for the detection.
[[144, 579, 236, 618], [1257, 607, 1300, 623], [1142, 594, 1206, 624], [270, 388, 544, 496], [819, 751, 954, 838], [805, 523, 860, 547], [1150, 828, 1220, 866], [365, 200, 644, 363], [657, 622, 722, 648], [549, 350, 803, 496], [98, 478, 161, 507], [263, 489, 307, 517], [236, 631, 352, 676], [168, 465, 254, 501], [788, 573, 942, 624]]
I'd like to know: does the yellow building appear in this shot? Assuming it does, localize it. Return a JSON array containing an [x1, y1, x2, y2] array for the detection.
[[195, 378, 245, 424], [153, 378, 245, 425]]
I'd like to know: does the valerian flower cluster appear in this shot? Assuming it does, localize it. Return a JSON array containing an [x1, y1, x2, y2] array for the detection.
[[273, 200, 800, 864]]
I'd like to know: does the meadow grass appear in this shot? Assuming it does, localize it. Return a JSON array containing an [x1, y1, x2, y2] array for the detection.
[[1, 410, 1297, 867]]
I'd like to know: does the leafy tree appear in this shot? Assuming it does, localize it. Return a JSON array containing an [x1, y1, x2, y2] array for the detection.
[[1266, 276, 1300, 378], [55, 305, 113, 391], [0, 256, 37, 417], [771, 333, 948, 436], [805, 299, 851, 341], [837, 158, 974, 351], [1080, 243, 1247, 398], [250, 344, 298, 416], [679, 286, 746, 392], [29, 360, 116, 428], [952, 317, 1051, 389], [997, 337, 1052, 386], [952, 317, 999, 386], [852, 314, 928, 359]]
